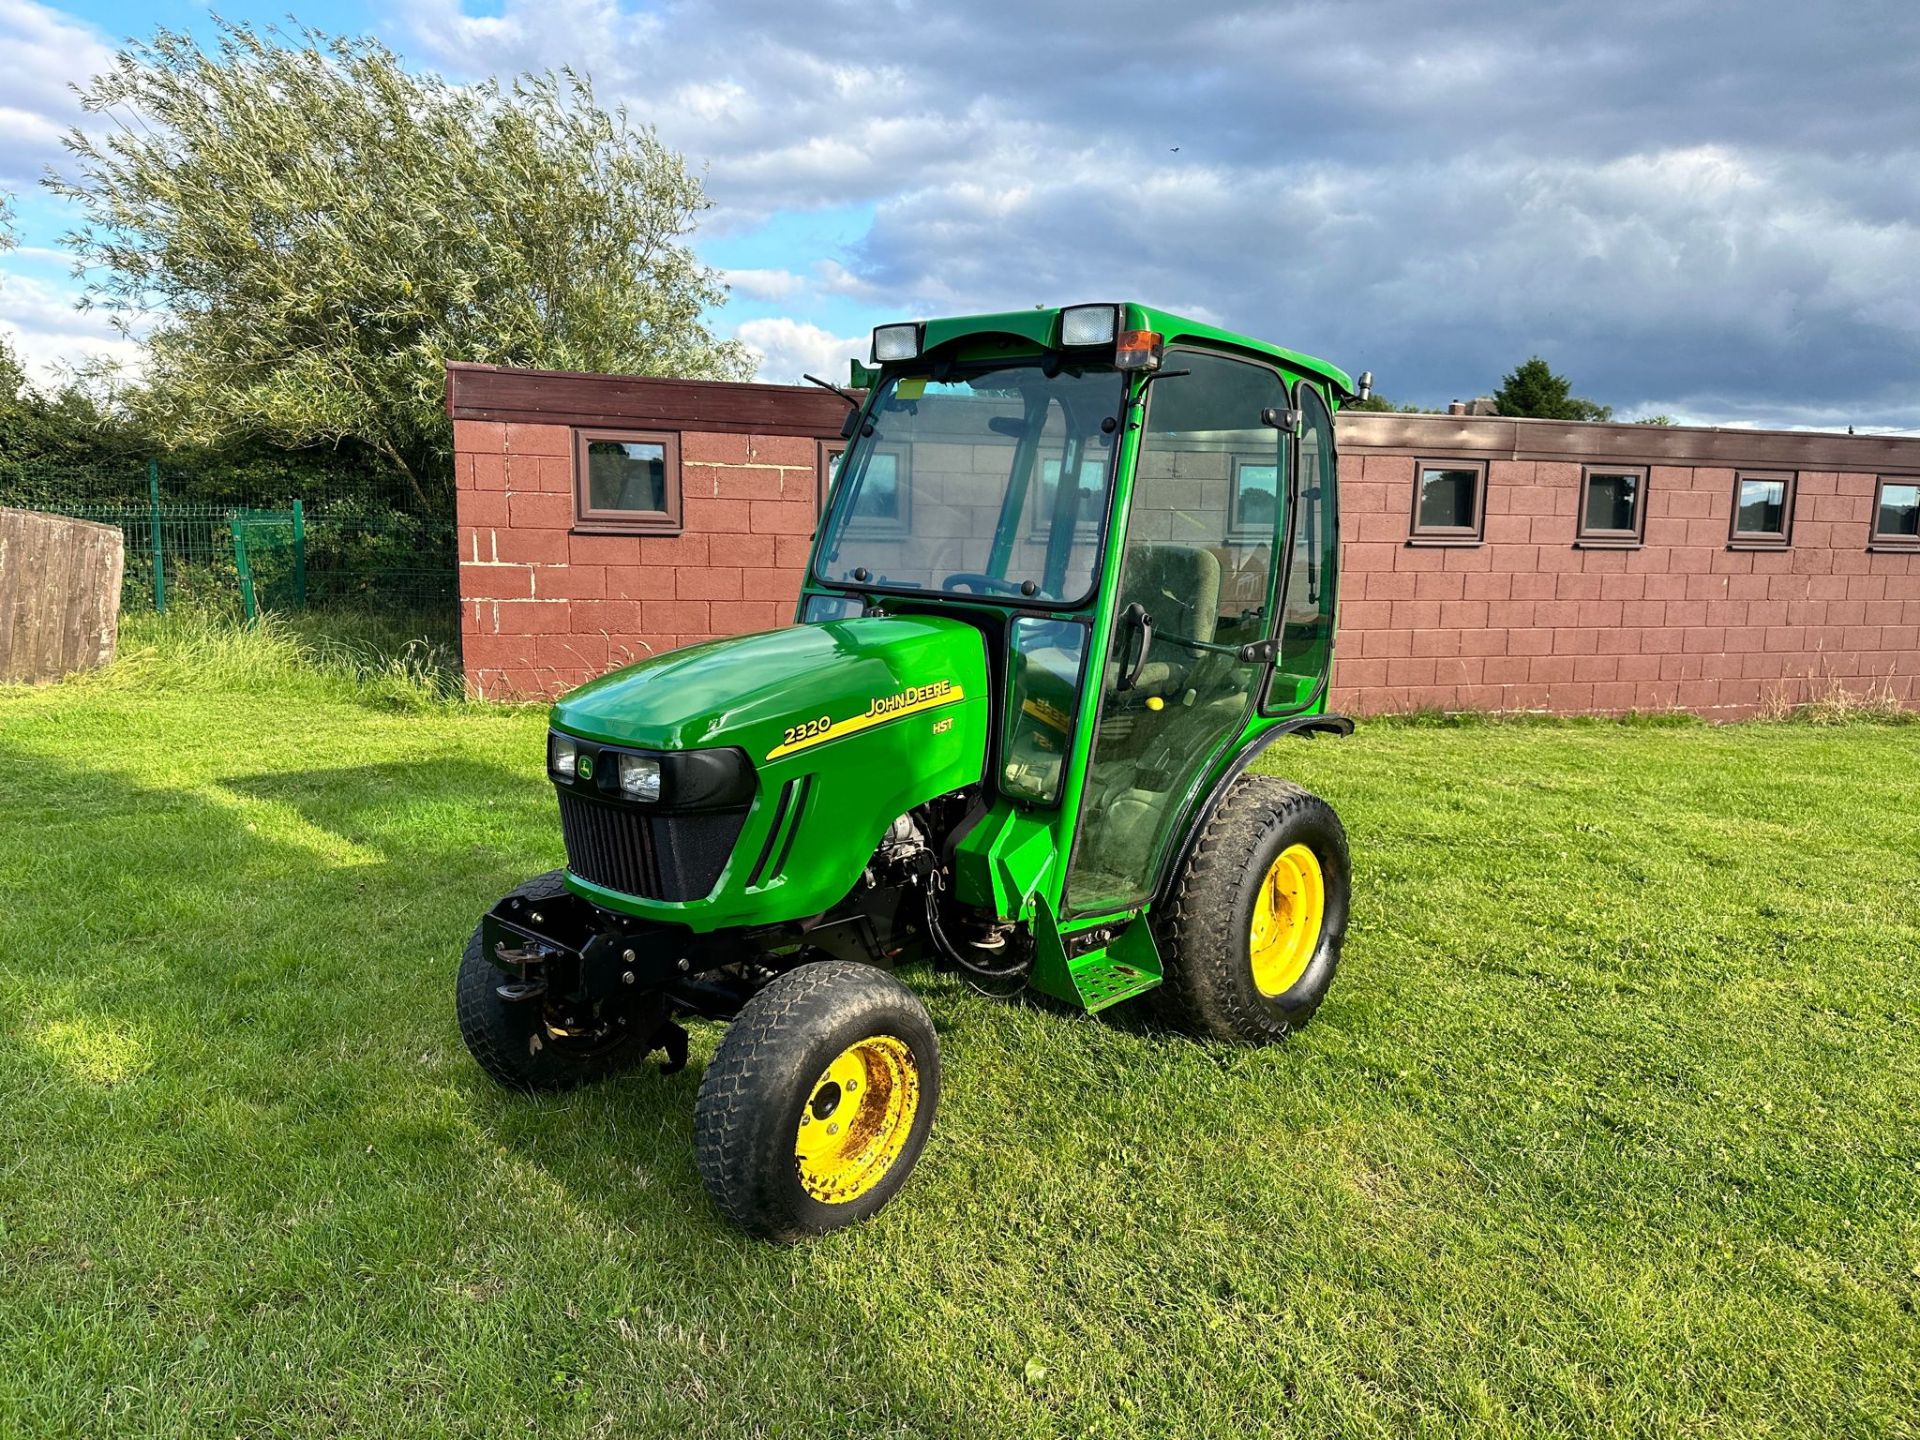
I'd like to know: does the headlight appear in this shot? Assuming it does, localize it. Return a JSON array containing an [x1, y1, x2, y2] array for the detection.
[[617, 754, 662, 802], [1060, 304, 1118, 347], [871, 322, 922, 362], [548, 732, 579, 779]]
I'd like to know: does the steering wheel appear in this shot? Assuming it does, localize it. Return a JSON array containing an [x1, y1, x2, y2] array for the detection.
[[942, 572, 1031, 597]]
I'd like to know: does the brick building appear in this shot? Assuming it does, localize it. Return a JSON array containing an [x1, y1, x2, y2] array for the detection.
[[448, 363, 1920, 717], [1332, 414, 1920, 716]]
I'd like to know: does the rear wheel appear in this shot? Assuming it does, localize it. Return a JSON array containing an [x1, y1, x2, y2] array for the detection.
[[1156, 776, 1350, 1044], [694, 960, 940, 1242], [455, 869, 654, 1092]]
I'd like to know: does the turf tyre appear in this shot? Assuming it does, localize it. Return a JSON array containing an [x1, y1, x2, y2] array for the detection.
[[1156, 775, 1350, 1045], [694, 960, 940, 1243], [456, 869, 651, 1092]]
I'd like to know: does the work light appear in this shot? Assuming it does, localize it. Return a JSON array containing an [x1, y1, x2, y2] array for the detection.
[[617, 753, 663, 802], [548, 732, 579, 779], [871, 323, 922, 362], [1060, 304, 1119, 347]]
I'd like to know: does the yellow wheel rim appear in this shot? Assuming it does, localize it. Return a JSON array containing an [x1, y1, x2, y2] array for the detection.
[[793, 1034, 921, 1205], [1249, 843, 1326, 998]]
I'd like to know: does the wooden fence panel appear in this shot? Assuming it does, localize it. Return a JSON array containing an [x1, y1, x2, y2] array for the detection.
[[0, 506, 125, 684]]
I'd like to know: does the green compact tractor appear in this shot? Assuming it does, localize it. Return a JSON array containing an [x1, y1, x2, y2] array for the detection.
[[458, 303, 1364, 1240]]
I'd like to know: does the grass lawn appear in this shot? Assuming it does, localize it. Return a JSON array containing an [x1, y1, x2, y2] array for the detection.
[[2, 625, 1917, 1437]]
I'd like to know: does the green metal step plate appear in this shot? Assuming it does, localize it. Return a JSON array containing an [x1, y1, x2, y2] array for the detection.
[[1030, 898, 1165, 1013], [1065, 952, 1161, 1012]]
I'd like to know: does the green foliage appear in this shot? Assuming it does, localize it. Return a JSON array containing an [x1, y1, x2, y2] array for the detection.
[[1633, 414, 1680, 426], [1493, 356, 1614, 422], [1345, 393, 1437, 414], [50, 21, 752, 500], [3, 652, 1918, 1435]]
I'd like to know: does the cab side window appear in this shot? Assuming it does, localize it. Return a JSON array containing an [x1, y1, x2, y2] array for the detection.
[[1269, 385, 1336, 711]]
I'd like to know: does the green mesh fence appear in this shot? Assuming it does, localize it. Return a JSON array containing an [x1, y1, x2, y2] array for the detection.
[[22, 459, 456, 635]]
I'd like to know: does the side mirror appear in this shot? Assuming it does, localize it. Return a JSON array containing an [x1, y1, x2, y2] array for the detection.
[[838, 409, 861, 440]]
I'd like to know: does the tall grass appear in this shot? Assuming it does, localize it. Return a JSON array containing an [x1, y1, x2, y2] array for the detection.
[[108, 605, 475, 710]]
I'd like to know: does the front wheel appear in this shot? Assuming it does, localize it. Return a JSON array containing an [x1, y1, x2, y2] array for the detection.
[[455, 869, 653, 1092], [1155, 776, 1350, 1045], [694, 961, 940, 1242]]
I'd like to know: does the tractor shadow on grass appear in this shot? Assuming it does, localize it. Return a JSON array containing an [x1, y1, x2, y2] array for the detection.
[[4, 743, 729, 1237]]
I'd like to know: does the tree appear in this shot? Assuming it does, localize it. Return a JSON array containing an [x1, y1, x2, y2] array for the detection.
[[1492, 356, 1612, 423], [48, 22, 752, 502]]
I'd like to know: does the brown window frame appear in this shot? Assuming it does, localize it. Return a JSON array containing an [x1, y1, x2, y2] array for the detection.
[[1870, 475, 1920, 551], [1575, 464, 1648, 548], [1407, 457, 1487, 546], [817, 439, 844, 512], [1728, 469, 1796, 549], [572, 427, 682, 534]]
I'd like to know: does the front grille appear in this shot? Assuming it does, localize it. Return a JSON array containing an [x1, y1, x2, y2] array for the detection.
[[556, 790, 748, 902]]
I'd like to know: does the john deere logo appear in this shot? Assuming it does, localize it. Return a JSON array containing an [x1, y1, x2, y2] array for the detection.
[[576, 755, 594, 780]]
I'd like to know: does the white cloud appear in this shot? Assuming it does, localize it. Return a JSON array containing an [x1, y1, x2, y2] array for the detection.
[[723, 267, 804, 301], [0, 0, 114, 187], [733, 316, 866, 385], [0, 269, 144, 385]]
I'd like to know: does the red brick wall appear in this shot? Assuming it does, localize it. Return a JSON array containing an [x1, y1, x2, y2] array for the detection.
[[454, 419, 821, 698], [450, 367, 1920, 718], [1332, 454, 1920, 718]]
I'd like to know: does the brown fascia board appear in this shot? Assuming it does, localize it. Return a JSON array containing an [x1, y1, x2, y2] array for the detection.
[[445, 361, 855, 440], [1336, 411, 1920, 475]]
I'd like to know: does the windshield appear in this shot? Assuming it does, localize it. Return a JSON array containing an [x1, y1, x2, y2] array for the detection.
[[815, 362, 1125, 604]]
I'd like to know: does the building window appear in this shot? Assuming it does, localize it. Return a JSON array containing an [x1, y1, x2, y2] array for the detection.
[[573, 428, 681, 532], [1872, 477, 1920, 549], [1408, 459, 1486, 544], [1576, 466, 1647, 547], [1230, 460, 1281, 539], [834, 444, 910, 535], [1729, 470, 1795, 548]]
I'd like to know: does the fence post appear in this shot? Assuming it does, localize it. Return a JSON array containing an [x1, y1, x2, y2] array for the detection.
[[232, 515, 256, 621], [148, 459, 165, 612], [292, 499, 307, 610]]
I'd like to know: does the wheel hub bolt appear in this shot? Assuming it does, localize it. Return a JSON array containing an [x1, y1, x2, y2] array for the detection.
[[622, 971, 636, 985], [622, 949, 636, 963]]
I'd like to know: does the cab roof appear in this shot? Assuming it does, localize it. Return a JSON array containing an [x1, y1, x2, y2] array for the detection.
[[910, 302, 1356, 396]]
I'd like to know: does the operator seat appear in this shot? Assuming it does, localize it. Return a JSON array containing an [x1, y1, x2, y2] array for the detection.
[[1112, 542, 1222, 698]]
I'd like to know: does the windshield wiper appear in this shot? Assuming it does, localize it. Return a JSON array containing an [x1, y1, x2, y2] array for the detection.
[[802, 373, 861, 409]]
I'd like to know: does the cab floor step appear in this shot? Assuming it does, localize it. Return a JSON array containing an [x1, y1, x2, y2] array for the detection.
[[1067, 953, 1161, 1013]]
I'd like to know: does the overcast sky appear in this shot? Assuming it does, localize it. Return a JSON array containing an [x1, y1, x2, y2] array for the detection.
[[3, 0, 1917, 429]]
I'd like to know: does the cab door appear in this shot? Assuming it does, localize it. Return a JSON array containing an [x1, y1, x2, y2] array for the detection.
[[1064, 351, 1294, 915]]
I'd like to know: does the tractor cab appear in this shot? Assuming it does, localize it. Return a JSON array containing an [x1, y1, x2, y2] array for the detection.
[[457, 302, 1359, 1241], [802, 302, 1350, 1004]]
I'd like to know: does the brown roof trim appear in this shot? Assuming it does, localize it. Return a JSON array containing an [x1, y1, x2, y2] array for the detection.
[[1335, 411, 1920, 474], [445, 362, 853, 440]]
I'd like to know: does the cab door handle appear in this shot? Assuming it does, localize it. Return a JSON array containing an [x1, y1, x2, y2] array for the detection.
[[1116, 603, 1153, 691]]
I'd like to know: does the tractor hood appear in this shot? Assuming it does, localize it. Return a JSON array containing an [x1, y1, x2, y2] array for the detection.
[[549, 615, 992, 930], [551, 614, 990, 765]]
